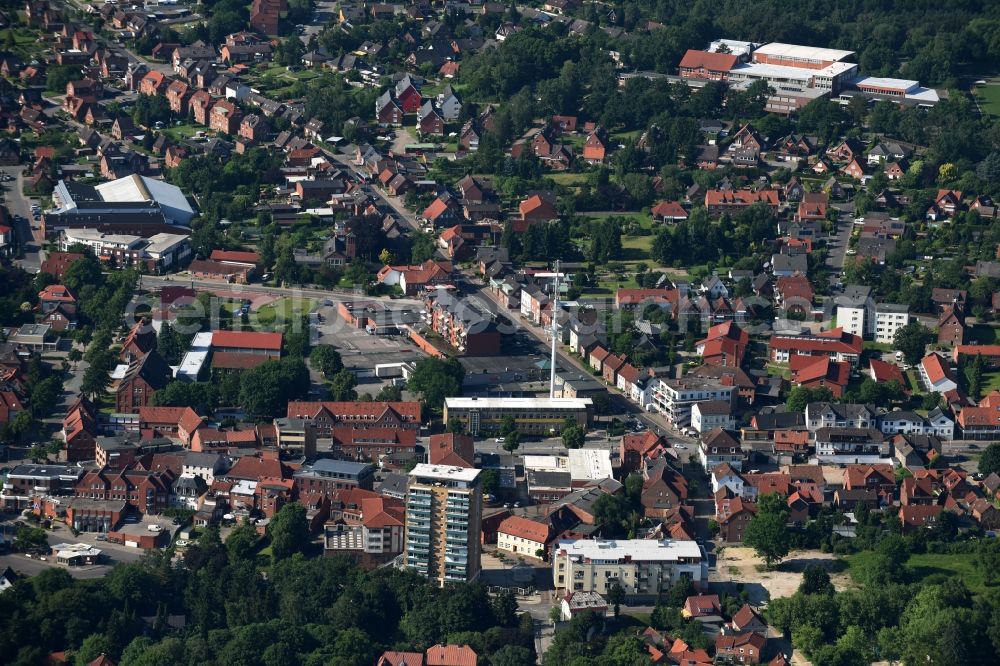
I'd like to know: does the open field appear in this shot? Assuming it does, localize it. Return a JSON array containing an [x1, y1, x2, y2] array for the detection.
[[254, 297, 317, 326], [714, 547, 854, 602], [974, 81, 1000, 120], [843, 550, 988, 594]]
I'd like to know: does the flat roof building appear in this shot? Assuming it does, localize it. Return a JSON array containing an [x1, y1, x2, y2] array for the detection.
[[443, 397, 593, 436], [552, 539, 706, 599]]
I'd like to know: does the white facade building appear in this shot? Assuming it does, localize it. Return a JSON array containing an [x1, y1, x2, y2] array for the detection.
[[552, 539, 706, 598], [874, 303, 910, 345]]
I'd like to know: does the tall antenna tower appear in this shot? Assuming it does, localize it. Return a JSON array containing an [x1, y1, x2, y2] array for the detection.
[[550, 259, 560, 398]]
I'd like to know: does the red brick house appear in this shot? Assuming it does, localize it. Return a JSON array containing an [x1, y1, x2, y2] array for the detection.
[[715, 632, 766, 664], [417, 102, 445, 136], [189, 90, 213, 125], [114, 351, 172, 414], [209, 100, 242, 135], [678, 49, 738, 81], [583, 128, 608, 163], [240, 114, 268, 143], [716, 490, 756, 543], [899, 504, 942, 534], [518, 194, 558, 227], [139, 71, 167, 97], [165, 79, 189, 114], [937, 305, 965, 346]]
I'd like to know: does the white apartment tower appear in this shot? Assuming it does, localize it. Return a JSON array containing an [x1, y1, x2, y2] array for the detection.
[[404, 464, 482, 586]]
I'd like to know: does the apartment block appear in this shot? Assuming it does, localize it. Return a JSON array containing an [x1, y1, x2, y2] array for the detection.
[[650, 377, 735, 428], [404, 464, 482, 586], [814, 427, 889, 464], [835, 285, 874, 338], [424, 289, 502, 355], [552, 539, 705, 599], [443, 397, 592, 436], [874, 303, 909, 345]]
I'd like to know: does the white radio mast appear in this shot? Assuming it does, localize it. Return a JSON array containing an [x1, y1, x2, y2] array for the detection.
[[550, 259, 560, 398]]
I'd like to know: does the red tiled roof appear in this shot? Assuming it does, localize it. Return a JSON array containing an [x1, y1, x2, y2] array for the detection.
[[40, 252, 84, 279], [715, 632, 766, 654], [423, 197, 454, 220], [138, 406, 188, 424], [869, 359, 905, 385], [679, 49, 738, 73], [790, 355, 849, 387], [425, 645, 477, 666], [776, 275, 814, 301], [651, 200, 688, 219], [211, 330, 283, 351], [428, 433, 474, 467], [226, 456, 287, 480], [518, 194, 557, 219], [615, 288, 677, 306], [39, 284, 75, 302], [731, 604, 762, 631], [705, 188, 780, 207], [921, 353, 955, 386], [361, 497, 404, 528], [286, 401, 422, 421], [499, 515, 551, 543], [210, 250, 260, 264], [899, 504, 942, 526], [379, 652, 424, 666], [769, 328, 862, 356]]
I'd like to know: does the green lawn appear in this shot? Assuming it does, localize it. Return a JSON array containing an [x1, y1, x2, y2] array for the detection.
[[964, 366, 1000, 394], [844, 551, 988, 594], [161, 123, 204, 141], [546, 172, 589, 187], [975, 82, 1000, 120], [254, 297, 316, 326]]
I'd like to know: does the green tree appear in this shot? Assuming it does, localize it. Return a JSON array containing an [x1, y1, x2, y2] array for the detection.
[[799, 564, 834, 595], [744, 492, 791, 569], [490, 645, 535, 666], [29, 377, 62, 418], [786, 386, 833, 412], [238, 357, 310, 419], [893, 322, 933, 365], [607, 582, 625, 617], [499, 415, 517, 437], [329, 368, 358, 401], [310, 344, 343, 378], [81, 348, 114, 399], [226, 520, 259, 561], [155, 322, 186, 365], [480, 469, 500, 496], [979, 443, 1000, 475], [407, 357, 465, 413], [561, 422, 585, 449], [409, 231, 437, 263], [74, 634, 113, 666], [447, 416, 466, 434], [501, 431, 520, 452], [267, 503, 309, 560], [375, 384, 403, 401]]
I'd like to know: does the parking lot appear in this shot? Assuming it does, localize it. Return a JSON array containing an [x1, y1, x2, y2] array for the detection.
[[312, 304, 428, 368]]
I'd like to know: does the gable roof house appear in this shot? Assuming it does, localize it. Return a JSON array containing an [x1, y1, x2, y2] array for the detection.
[[417, 100, 445, 136]]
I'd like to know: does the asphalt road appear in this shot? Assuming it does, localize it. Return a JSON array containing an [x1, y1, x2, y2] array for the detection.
[[138, 274, 423, 307], [3, 166, 43, 273], [825, 211, 855, 280], [461, 274, 700, 448], [324, 151, 421, 231], [299, 1, 338, 44]]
